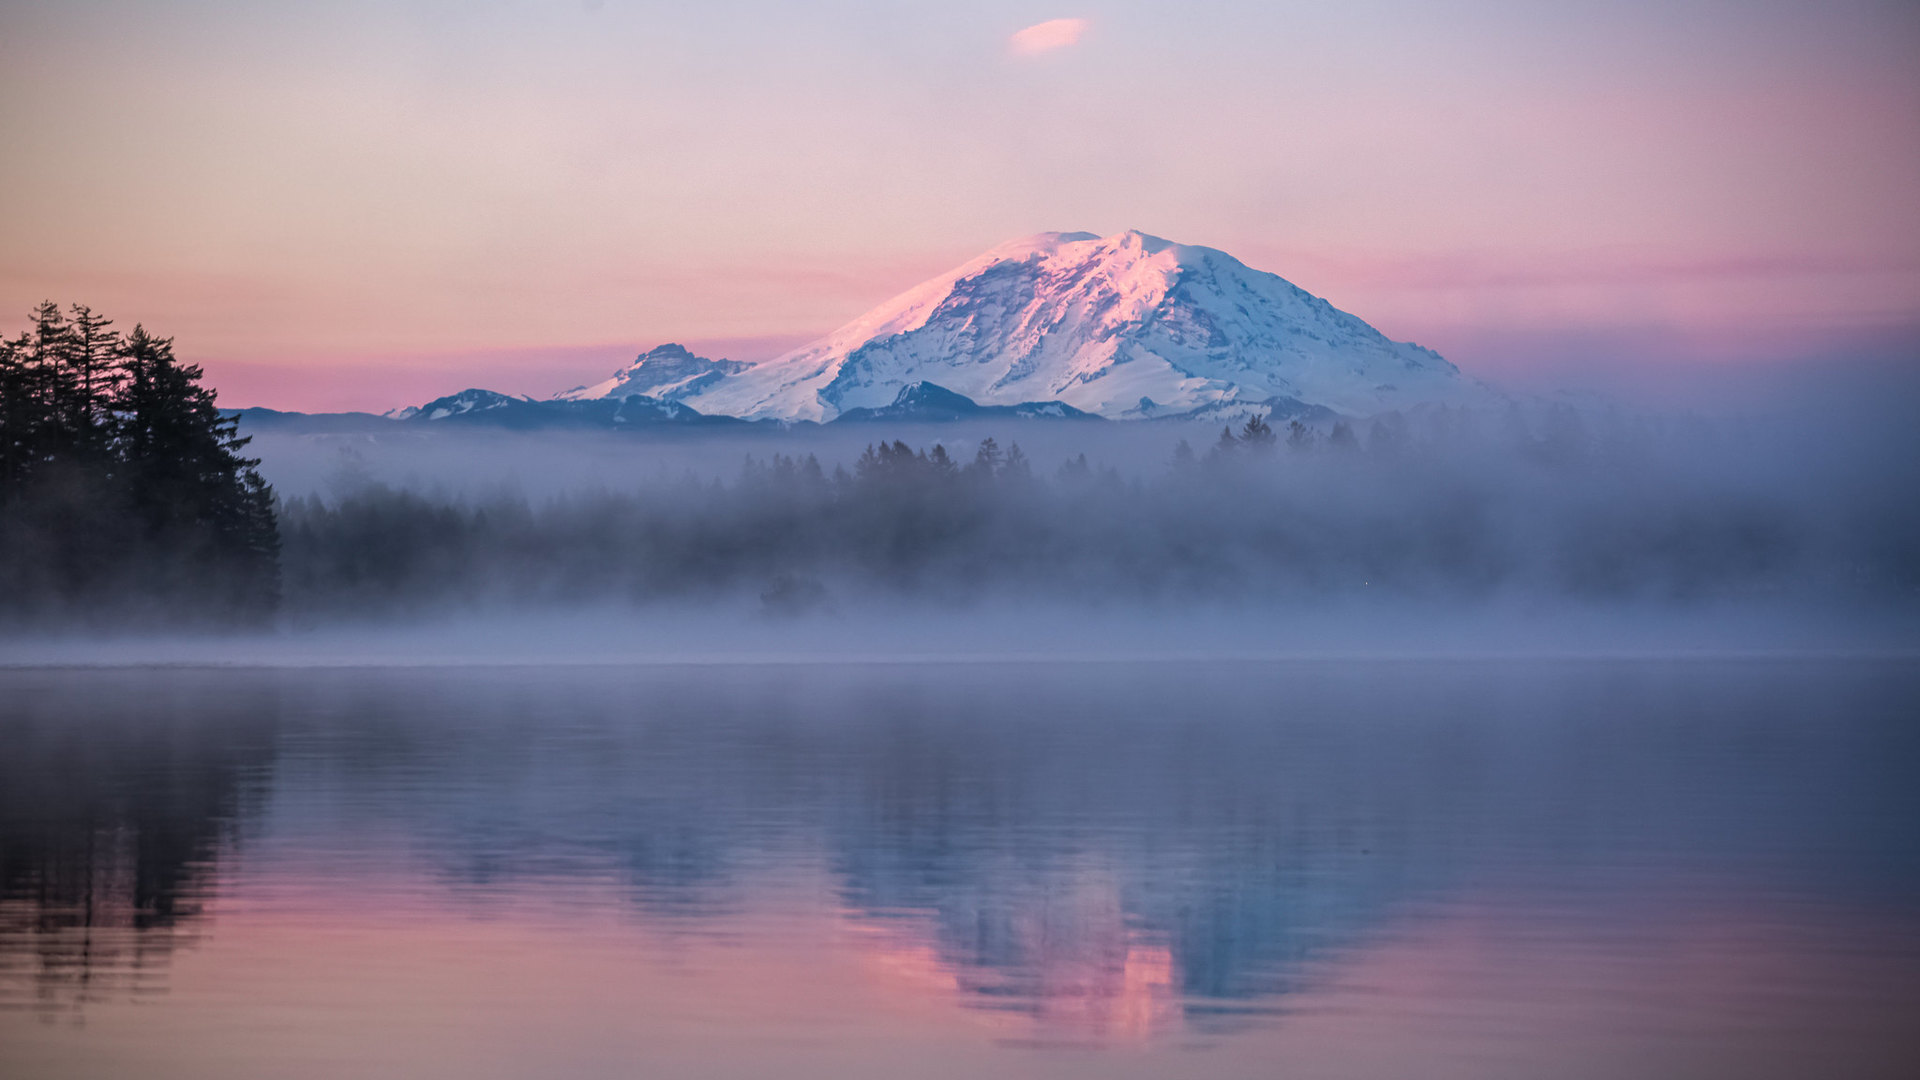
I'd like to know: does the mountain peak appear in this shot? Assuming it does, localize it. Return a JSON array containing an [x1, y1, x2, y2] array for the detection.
[[638, 342, 699, 361], [1111, 227, 1173, 253], [564, 231, 1498, 421], [891, 380, 973, 408], [986, 229, 1194, 266], [555, 343, 748, 403]]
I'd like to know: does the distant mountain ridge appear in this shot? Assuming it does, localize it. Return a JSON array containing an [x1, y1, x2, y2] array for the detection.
[[233, 388, 747, 434], [231, 381, 1102, 434], [833, 382, 1100, 424], [555, 230, 1498, 422], [554, 344, 750, 403], [239, 230, 1501, 429]]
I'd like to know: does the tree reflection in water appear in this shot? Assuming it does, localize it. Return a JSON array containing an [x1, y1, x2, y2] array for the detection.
[[0, 661, 1914, 1051], [0, 673, 278, 1014]]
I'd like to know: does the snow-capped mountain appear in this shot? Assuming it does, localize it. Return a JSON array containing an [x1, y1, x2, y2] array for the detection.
[[560, 230, 1496, 422], [388, 387, 739, 430], [411, 388, 531, 420], [554, 343, 748, 402], [833, 381, 1100, 424]]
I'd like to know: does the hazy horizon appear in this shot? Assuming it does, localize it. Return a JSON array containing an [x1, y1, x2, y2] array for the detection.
[[4, 2, 1916, 412]]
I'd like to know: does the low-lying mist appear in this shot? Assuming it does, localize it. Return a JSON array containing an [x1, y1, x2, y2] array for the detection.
[[7, 393, 1918, 662]]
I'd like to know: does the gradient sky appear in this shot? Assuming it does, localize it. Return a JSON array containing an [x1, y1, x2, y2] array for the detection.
[[2, 0, 1916, 410]]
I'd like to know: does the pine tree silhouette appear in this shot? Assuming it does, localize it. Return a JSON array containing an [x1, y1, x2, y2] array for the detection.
[[0, 305, 279, 620], [114, 325, 280, 612]]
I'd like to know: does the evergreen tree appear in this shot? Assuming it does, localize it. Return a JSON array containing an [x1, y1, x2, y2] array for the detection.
[[0, 331, 39, 494], [971, 437, 1004, 477], [799, 453, 826, 491], [0, 305, 280, 621], [65, 304, 122, 460], [113, 325, 280, 613], [26, 301, 79, 464], [1001, 442, 1031, 481], [1239, 413, 1276, 450], [1205, 424, 1237, 466]]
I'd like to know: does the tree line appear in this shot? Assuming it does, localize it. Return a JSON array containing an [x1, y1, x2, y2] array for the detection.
[[278, 406, 1917, 616], [6, 302, 1914, 624], [0, 303, 278, 622]]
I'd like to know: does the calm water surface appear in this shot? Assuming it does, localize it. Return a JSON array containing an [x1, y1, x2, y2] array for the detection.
[[1, 660, 1916, 1079]]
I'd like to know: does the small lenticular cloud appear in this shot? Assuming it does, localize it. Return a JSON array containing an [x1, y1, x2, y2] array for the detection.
[[1010, 17, 1089, 56]]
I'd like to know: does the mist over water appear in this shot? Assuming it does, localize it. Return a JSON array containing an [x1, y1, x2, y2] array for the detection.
[[6, 364, 1917, 1075], [161, 393, 1908, 655], [5, 383, 1916, 1080]]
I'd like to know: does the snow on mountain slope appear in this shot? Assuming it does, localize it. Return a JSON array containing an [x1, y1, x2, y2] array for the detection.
[[832, 381, 1101, 423], [554, 344, 748, 403], [575, 230, 1497, 422], [414, 388, 532, 420]]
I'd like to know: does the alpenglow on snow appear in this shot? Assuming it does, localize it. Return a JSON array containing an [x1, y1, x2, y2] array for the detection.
[[560, 230, 1497, 422]]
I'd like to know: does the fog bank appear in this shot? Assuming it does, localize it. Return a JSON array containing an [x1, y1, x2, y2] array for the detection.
[[7, 388, 1917, 659]]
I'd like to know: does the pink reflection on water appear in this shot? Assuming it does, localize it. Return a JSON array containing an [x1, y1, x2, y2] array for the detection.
[[840, 861, 1184, 1045], [854, 924, 1180, 1045], [5, 858, 1920, 1079]]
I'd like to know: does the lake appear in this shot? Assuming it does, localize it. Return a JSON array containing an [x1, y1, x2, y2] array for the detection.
[[2, 659, 1916, 1079]]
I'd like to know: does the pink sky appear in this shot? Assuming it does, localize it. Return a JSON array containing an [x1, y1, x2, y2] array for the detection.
[[1, 2, 1915, 411]]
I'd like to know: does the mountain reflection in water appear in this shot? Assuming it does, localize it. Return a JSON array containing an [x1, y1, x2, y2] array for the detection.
[[1, 661, 1917, 1079]]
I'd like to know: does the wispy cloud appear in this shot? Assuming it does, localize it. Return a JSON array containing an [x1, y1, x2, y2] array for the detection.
[[1009, 17, 1089, 56]]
